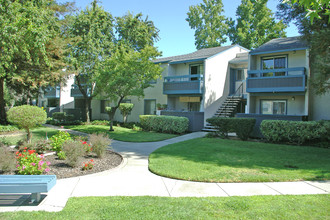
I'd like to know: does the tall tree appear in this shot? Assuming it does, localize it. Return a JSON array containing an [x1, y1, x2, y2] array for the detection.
[[277, 2, 330, 94], [0, 0, 62, 125], [186, 0, 228, 49], [96, 12, 162, 131], [228, 0, 287, 50], [66, 0, 113, 122]]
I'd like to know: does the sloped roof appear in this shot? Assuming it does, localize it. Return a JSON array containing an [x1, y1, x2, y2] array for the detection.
[[229, 52, 248, 64], [250, 36, 309, 55], [154, 45, 237, 64]]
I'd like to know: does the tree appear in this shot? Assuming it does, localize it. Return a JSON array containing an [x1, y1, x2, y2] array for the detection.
[[66, 0, 113, 122], [0, 0, 62, 125], [7, 105, 47, 143], [282, 0, 330, 23], [97, 43, 162, 131], [228, 0, 287, 50], [277, 2, 330, 94], [119, 103, 134, 124], [186, 0, 228, 49]]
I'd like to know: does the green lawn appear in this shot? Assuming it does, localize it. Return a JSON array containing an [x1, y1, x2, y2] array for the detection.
[[0, 127, 59, 146], [0, 195, 329, 219], [149, 138, 330, 182], [65, 125, 178, 142]]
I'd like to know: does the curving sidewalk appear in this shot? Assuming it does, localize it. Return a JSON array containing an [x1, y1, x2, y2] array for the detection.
[[0, 127, 329, 212]]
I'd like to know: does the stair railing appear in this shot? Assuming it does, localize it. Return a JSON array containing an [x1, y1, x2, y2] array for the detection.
[[217, 82, 244, 117]]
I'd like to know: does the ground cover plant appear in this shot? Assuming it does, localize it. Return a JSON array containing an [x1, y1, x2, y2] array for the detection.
[[65, 125, 178, 142], [149, 138, 330, 182], [0, 195, 329, 219]]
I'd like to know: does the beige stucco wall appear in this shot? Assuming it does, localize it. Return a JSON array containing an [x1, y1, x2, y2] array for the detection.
[[203, 46, 249, 123], [250, 95, 306, 115], [310, 91, 330, 120], [253, 50, 308, 70], [59, 74, 75, 109]]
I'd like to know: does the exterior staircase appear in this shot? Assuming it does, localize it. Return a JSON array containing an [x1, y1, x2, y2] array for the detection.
[[203, 83, 245, 132]]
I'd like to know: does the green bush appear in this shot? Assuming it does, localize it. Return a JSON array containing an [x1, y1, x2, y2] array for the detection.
[[62, 140, 85, 167], [206, 117, 255, 140], [57, 151, 67, 160], [89, 133, 112, 158], [7, 105, 47, 142], [18, 140, 51, 154], [0, 125, 19, 133], [50, 131, 71, 153], [206, 117, 233, 138], [119, 103, 134, 124], [260, 120, 329, 145], [140, 115, 189, 134], [89, 120, 109, 126], [52, 112, 66, 122]]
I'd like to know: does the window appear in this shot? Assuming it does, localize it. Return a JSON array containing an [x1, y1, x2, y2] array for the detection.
[[190, 64, 204, 81], [262, 56, 286, 77], [261, 100, 286, 115], [144, 99, 156, 115], [47, 98, 59, 107], [100, 100, 110, 113], [236, 69, 244, 81]]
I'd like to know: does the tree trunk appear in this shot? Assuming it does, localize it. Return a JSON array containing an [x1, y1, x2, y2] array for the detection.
[[123, 115, 127, 124], [85, 98, 91, 123], [27, 128, 32, 143], [0, 78, 7, 125], [107, 107, 117, 131]]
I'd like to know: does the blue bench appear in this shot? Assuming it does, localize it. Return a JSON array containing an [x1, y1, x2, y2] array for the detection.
[[0, 175, 56, 203]]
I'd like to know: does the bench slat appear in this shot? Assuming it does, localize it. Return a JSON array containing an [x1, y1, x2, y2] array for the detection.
[[0, 175, 56, 194]]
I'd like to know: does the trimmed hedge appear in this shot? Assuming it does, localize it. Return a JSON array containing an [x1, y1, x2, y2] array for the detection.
[[140, 115, 189, 134], [0, 125, 19, 133], [260, 120, 330, 146], [206, 117, 256, 140]]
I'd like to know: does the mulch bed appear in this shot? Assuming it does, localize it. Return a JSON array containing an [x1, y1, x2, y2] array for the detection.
[[0, 150, 123, 179], [46, 151, 123, 179]]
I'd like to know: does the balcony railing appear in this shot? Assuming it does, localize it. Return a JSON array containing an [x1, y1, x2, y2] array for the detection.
[[163, 74, 203, 95], [71, 84, 91, 97], [44, 86, 60, 98], [246, 67, 306, 92]]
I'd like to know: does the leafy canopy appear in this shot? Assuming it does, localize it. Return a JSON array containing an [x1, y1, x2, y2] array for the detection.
[[228, 0, 286, 50], [186, 0, 228, 49]]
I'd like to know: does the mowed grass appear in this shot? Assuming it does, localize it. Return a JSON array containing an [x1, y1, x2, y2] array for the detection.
[[0, 195, 329, 219], [65, 125, 178, 142], [0, 127, 60, 145], [149, 138, 330, 182]]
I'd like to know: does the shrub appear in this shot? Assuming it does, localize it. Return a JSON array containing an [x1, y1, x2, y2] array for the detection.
[[0, 147, 16, 172], [18, 140, 51, 154], [57, 151, 66, 160], [0, 137, 11, 146], [89, 133, 111, 158], [90, 120, 109, 126], [0, 125, 19, 133], [139, 115, 189, 134], [50, 131, 71, 153], [231, 118, 256, 141], [206, 117, 256, 140], [82, 159, 94, 170], [260, 120, 329, 145], [15, 148, 50, 175], [119, 103, 134, 124], [7, 105, 47, 142], [206, 117, 233, 138], [62, 140, 85, 167], [52, 112, 66, 122]]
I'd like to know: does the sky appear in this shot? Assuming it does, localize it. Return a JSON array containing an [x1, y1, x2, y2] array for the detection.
[[58, 0, 299, 58]]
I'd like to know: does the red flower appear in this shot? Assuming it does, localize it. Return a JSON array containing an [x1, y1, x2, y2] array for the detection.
[[85, 164, 88, 167], [23, 150, 26, 152], [90, 159, 94, 162], [24, 147, 27, 150], [82, 141, 87, 145]]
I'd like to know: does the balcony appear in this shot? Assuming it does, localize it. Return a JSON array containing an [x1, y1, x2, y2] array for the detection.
[[163, 75, 203, 95], [44, 86, 60, 98], [71, 84, 91, 97], [246, 67, 306, 93]]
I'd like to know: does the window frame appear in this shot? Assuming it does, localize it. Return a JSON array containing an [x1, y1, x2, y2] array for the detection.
[[260, 99, 287, 115], [261, 55, 288, 77]]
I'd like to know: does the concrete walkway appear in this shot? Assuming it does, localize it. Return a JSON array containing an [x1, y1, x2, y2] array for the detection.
[[0, 128, 329, 212]]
